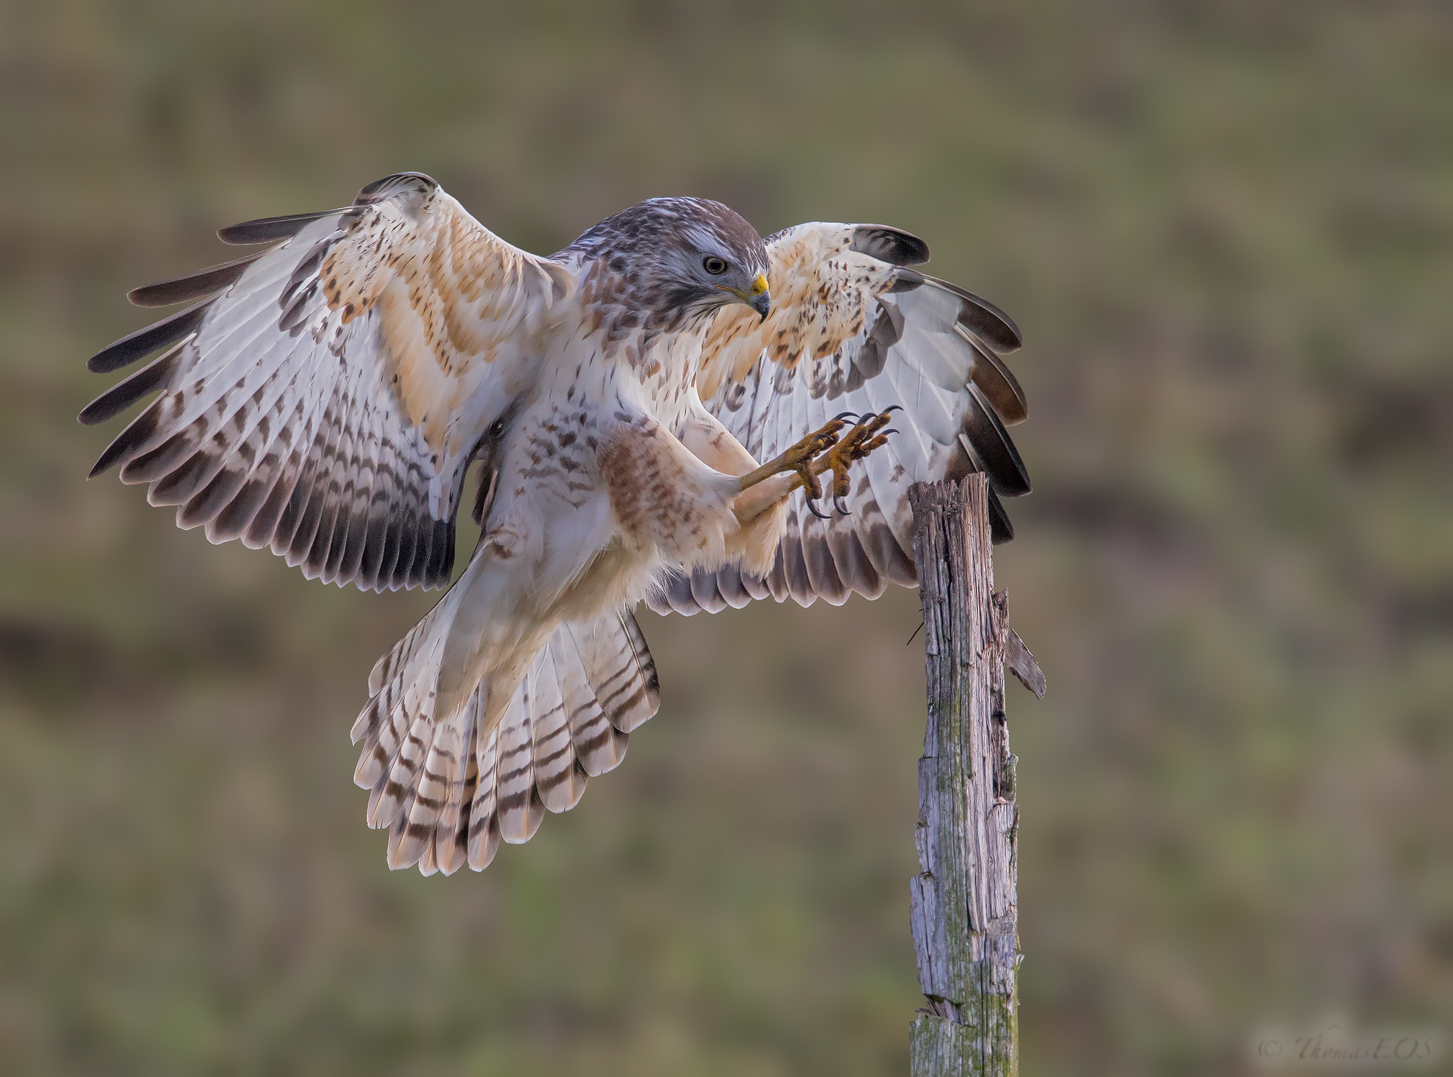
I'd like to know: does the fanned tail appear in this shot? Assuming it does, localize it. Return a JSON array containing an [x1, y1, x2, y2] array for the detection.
[[350, 608, 660, 875]]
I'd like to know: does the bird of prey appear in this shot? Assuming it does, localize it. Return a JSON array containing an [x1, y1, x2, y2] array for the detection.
[[80, 173, 1030, 875]]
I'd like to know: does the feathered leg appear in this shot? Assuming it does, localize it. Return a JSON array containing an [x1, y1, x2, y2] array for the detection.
[[676, 394, 896, 577]]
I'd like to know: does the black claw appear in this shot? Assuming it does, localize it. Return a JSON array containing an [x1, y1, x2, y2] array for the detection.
[[881, 405, 904, 416], [831, 411, 859, 423], [834, 495, 852, 515], [805, 496, 832, 519], [882, 428, 899, 437]]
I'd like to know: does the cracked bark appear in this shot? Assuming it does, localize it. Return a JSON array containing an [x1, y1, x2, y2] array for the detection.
[[908, 477, 1044, 1076]]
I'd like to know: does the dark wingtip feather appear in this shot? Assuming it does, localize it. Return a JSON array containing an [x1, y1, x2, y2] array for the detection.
[[403, 517, 436, 589], [961, 382, 1031, 498], [960, 329, 1028, 425], [88, 402, 163, 478], [127, 252, 264, 307], [420, 519, 449, 587], [851, 225, 931, 266], [87, 301, 208, 374], [987, 487, 1015, 544], [78, 340, 183, 426], [428, 518, 456, 587], [217, 209, 337, 245], [388, 517, 417, 591], [925, 276, 1022, 352]]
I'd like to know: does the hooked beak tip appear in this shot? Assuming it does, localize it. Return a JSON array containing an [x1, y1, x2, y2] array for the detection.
[[750, 292, 771, 321]]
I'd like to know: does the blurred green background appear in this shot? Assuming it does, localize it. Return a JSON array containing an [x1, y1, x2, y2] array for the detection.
[[2, 1, 1450, 1073]]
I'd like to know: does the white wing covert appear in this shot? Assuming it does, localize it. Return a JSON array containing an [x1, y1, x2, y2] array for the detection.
[[81, 172, 573, 591], [651, 222, 1029, 616]]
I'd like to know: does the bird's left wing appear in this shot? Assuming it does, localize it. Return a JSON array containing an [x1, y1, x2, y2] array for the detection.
[[651, 221, 1029, 615], [81, 172, 573, 591]]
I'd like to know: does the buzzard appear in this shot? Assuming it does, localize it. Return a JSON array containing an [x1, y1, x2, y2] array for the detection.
[[80, 173, 1030, 874]]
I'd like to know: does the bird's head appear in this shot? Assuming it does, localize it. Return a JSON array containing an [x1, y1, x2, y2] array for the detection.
[[571, 197, 771, 326]]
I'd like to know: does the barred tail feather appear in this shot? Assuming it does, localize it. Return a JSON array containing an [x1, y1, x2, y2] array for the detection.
[[530, 648, 588, 814], [353, 608, 661, 875], [493, 679, 544, 845], [466, 718, 503, 870]]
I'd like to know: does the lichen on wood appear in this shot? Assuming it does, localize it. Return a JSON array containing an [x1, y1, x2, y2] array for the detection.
[[907, 477, 1042, 1076]]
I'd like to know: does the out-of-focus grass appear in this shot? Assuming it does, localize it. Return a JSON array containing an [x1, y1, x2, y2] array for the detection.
[[1, 2, 1450, 1074]]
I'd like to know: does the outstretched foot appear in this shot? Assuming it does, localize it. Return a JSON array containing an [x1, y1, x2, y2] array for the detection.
[[737, 412, 856, 499], [806, 408, 899, 517]]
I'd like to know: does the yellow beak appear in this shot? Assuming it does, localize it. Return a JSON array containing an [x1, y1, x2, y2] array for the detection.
[[747, 274, 770, 320], [719, 273, 771, 320]]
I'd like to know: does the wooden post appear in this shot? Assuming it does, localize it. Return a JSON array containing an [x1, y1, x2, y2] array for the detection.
[[908, 476, 1044, 1076]]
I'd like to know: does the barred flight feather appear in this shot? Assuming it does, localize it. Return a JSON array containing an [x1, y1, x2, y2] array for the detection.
[[82, 172, 573, 593]]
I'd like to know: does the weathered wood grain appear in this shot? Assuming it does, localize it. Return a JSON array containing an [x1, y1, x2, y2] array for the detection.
[[908, 476, 1038, 1076]]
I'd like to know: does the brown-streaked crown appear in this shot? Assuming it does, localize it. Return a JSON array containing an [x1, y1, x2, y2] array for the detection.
[[562, 197, 770, 336]]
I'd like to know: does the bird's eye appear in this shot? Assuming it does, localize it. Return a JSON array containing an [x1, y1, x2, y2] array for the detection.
[[703, 256, 728, 275]]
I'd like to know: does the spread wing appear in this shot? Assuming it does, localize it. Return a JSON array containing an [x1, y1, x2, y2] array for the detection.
[[80, 172, 572, 591], [651, 221, 1029, 615]]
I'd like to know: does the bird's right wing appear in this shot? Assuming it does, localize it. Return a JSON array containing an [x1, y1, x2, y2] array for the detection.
[[656, 221, 1028, 615], [80, 172, 573, 591]]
